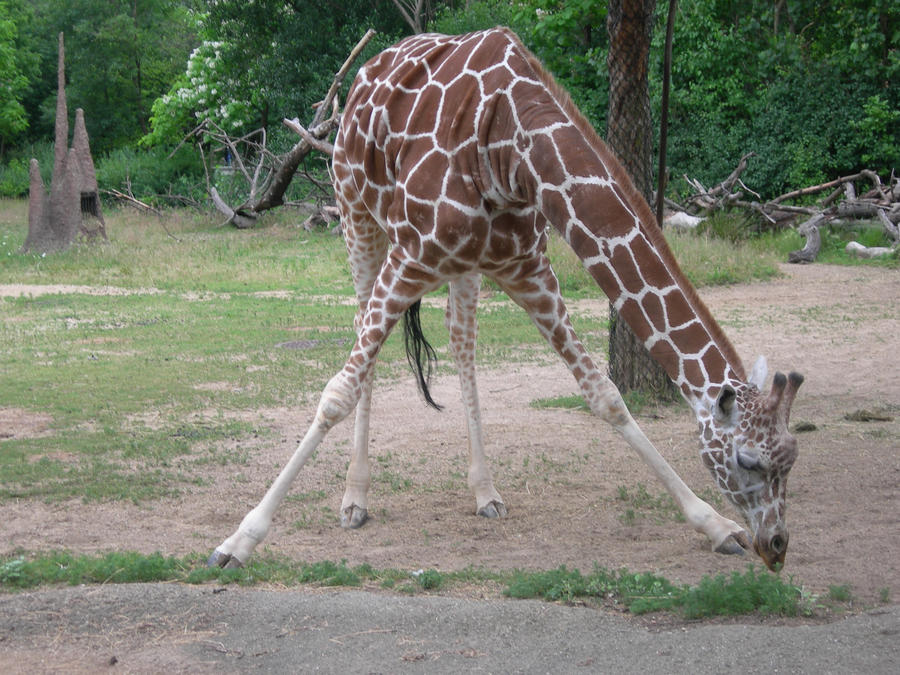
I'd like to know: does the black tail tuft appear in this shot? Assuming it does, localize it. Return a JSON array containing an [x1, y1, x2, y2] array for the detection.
[[403, 300, 443, 411]]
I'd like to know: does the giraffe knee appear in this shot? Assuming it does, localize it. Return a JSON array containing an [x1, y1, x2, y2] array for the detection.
[[316, 375, 358, 429], [600, 396, 631, 427], [586, 385, 631, 427]]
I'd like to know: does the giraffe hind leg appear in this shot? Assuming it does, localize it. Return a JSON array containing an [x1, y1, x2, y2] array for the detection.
[[339, 216, 390, 529], [446, 274, 507, 519]]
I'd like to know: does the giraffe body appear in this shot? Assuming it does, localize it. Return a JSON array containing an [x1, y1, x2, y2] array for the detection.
[[210, 29, 802, 571]]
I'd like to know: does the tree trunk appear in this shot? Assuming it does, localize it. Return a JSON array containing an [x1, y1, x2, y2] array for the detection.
[[606, 0, 679, 401]]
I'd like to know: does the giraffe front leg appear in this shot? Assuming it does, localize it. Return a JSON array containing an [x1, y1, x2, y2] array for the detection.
[[447, 275, 507, 519], [210, 249, 437, 566], [208, 372, 356, 568], [616, 421, 750, 554], [498, 260, 750, 556], [337, 217, 388, 530]]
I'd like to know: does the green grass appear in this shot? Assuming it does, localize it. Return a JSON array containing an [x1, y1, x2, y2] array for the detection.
[[2, 199, 887, 503], [0, 201, 878, 617], [0, 202, 354, 294], [828, 583, 853, 602], [615, 483, 685, 525], [0, 550, 832, 618], [504, 563, 812, 618], [0, 202, 605, 501], [530, 394, 591, 413]]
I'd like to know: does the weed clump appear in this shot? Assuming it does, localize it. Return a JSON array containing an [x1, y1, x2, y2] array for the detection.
[[503, 564, 806, 618]]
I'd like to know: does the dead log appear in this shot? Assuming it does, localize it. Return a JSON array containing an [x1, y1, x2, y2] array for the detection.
[[845, 241, 894, 259], [788, 213, 825, 264], [771, 170, 886, 205], [300, 204, 341, 232], [682, 152, 756, 214], [878, 208, 899, 244], [102, 188, 160, 216]]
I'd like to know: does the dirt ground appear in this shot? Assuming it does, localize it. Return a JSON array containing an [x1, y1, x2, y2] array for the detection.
[[2, 263, 899, 607]]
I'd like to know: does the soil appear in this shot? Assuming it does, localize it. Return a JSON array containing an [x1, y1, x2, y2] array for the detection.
[[2, 263, 898, 604]]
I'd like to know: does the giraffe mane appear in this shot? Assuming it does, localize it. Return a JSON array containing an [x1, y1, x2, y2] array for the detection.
[[501, 28, 746, 383]]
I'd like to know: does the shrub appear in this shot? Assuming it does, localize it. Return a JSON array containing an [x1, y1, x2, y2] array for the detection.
[[95, 145, 204, 202], [0, 141, 53, 197]]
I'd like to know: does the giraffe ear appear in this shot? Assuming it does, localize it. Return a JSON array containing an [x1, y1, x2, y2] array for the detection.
[[714, 385, 738, 426], [748, 355, 768, 390]]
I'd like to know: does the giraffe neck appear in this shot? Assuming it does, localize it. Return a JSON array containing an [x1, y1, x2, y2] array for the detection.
[[522, 125, 745, 408]]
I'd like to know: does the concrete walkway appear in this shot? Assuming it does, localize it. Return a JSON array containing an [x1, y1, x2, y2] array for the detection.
[[2, 584, 898, 673]]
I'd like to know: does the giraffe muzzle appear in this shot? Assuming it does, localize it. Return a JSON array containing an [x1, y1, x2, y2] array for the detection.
[[753, 532, 788, 571]]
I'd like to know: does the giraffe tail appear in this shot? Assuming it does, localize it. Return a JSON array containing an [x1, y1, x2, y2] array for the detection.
[[403, 300, 443, 411]]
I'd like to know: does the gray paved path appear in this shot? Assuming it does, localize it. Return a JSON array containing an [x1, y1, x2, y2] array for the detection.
[[1, 584, 898, 673]]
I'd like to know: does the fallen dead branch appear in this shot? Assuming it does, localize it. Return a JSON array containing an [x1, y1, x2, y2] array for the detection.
[[669, 155, 899, 263], [101, 188, 182, 241], [196, 28, 375, 228], [102, 187, 161, 216]]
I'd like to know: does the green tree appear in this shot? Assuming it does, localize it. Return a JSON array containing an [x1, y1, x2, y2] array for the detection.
[[665, 0, 899, 195], [0, 0, 39, 157], [143, 1, 408, 148], [18, 0, 198, 155], [438, 0, 898, 197]]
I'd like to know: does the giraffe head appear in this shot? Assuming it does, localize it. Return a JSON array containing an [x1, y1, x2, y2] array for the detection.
[[699, 357, 804, 570]]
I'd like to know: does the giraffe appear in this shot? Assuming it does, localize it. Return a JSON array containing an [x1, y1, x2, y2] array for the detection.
[[209, 28, 803, 572]]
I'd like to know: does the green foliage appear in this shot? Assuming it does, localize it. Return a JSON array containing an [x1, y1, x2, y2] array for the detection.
[[414, 568, 444, 590], [662, 0, 899, 197], [18, 0, 199, 155], [0, 550, 820, 619], [437, 1, 899, 198], [141, 39, 256, 147], [4, 0, 895, 200], [827, 583, 853, 602], [0, 140, 202, 201], [433, 0, 529, 35], [0, 141, 55, 196], [504, 564, 684, 612], [0, 551, 190, 588], [94, 144, 204, 201], [530, 394, 591, 412], [0, 157, 30, 197], [0, 0, 39, 152], [504, 563, 807, 617], [679, 566, 803, 618], [852, 95, 900, 172], [143, 1, 407, 147]]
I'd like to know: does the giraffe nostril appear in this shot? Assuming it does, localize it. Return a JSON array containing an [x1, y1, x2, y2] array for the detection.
[[770, 535, 785, 554]]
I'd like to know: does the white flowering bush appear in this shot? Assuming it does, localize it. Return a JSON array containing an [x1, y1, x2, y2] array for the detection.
[[141, 40, 255, 147]]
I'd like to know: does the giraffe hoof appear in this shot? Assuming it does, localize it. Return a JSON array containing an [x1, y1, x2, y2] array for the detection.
[[340, 505, 369, 529], [477, 501, 508, 518], [714, 532, 749, 556], [207, 549, 245, 569]]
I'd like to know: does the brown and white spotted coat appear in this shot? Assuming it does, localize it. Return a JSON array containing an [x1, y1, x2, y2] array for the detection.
[[210, 29, 803, 571]]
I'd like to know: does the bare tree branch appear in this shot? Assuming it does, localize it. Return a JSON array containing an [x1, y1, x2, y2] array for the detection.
[[193, 29, 375, 226]]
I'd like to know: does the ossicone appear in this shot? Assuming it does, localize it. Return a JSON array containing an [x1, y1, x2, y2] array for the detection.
[[769, 370, 804, 423]]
